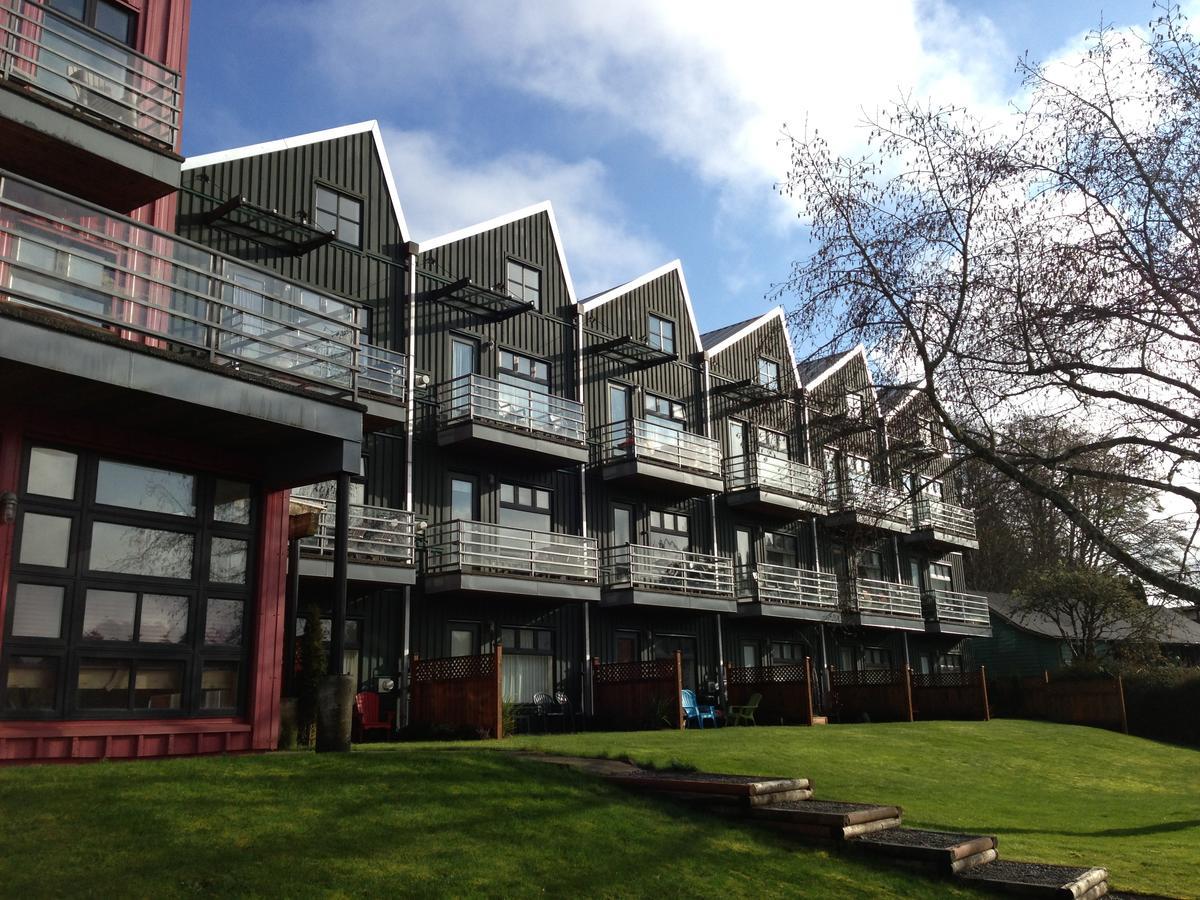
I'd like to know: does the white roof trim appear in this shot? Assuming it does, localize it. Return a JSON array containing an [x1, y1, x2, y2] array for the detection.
[[181, 120, 410, 242], [882, 382, 926, 421], [703, 306, 802, 387], [579, 259, 703, 348], [803, 344, 867, 391], [417, 201, 578, 306]]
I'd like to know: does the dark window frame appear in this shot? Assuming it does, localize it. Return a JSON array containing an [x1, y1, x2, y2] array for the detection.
[[497, 346, 550, 389], [757, 356, 781, 392], [504, 257, 542, 310], [48, 0, 138, 47], [313, 181, 364, 249], [646, 313, 676, 355], [447, 472, 479, 523]]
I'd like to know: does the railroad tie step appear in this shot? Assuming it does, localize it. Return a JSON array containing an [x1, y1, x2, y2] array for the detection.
[[852, 827, 998, 874], [750, 799, 903, 841], [603, 771, 813, 811], [958, 860, 1109, 899]]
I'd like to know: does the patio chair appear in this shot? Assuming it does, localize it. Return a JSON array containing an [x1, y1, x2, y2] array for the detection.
[[533, 691, 566, 733], [554, 690, 576, 732], [728, 692, 762, 726], [682, 689, 718, 728], [353, 691, 395, 742]]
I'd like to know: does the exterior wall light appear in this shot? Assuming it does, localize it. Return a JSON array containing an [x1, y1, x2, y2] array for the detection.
[[0, 491, 16, 524]]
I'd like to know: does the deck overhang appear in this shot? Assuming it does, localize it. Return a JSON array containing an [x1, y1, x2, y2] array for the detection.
[[297, 557, 417, 588], [725, 488, 825, 517], [601, 587, 737, 613], [905, 528, 980, 551], [422, 572, 599, 602], [600, 459, 724, 496], [924, 620, 992, 638], [735, 601, 843, 623], [844, 612, 929, 632], [437, 421, 588, 465]]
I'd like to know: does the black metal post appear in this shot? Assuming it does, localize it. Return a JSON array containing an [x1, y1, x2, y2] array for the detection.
[[283, 536, 300, 694], [330, 471, 350, 677]]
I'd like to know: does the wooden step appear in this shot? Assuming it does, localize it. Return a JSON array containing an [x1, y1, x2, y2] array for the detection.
[[958, 860, 1109, 898], [853, 827, 998, 873], [604, 771, 813, 808], [810, 715, 829, 725], [751, 799, 902, 840]]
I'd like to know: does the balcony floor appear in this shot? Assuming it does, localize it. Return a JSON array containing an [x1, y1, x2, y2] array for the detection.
[[905, 528, 980, 551], [925, 620, 992, 638], [601, 587, 737, 613], [423, 571, 599, 602], [726, 487, 826, 517], [298, 556, 417, 588], [736, 600, 842, 623], [438, 420, 588, 465], [600, 459, 724, 496], [844, 611, 929, 632], [821, 510, 911, 535]]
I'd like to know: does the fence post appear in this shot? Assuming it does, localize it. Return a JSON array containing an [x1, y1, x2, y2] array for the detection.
[[903, 665, 915, 722], [803, 656, 815, 726], [673, 650, 684, 730], [409, 654, 420, 727], [494, 644, 504, 740], [979, 665, 990, 722], [1116, 674, 1129, 734]]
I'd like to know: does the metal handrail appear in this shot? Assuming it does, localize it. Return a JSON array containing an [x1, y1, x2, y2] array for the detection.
[[0, 172, 363, 396], [853, 577, 923, 618], [300, 501, 416, 566], [436, 373, 586, 444], [825, 474, 912, 528], [602, 543, 734, 597], [593, 419, 721, 477], [1, 0, 181, 146], [723, 451, 825, 501], [924, 589, 989, 626], [913, 497, 977, 542], [360, 342, 406, 402], [738, 563, 839, 609], [424, 519, 598, 582]]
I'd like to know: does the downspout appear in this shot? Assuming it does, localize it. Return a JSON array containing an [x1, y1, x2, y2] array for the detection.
[[402, 241, 419, 726], [880, 409, 903, 582], [577, 303, 592, 718], [703, 352, 725, 705]]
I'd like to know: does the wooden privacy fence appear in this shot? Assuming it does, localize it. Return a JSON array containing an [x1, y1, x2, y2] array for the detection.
[[911, 668, 990, 721], [592, 653, 684, 731], [725, 658, 815, 725], [410, 645, 504, 739], [990, 672, 1127, 734], [829, 667, 914, 723]]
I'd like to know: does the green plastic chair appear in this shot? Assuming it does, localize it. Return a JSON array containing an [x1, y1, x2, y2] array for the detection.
[[728, 692, 762, 726]]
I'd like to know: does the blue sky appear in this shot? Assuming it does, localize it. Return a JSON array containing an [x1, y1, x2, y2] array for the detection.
[[183, 0, 1149, 348]]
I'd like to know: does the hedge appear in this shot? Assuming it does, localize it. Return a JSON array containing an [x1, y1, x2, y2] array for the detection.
[[1123, 668, 1200, 747]]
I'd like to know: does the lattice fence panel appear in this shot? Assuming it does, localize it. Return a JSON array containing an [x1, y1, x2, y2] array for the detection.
[[594, 659, 677, 685], [727, 664, 808, 685], [830, 668, 907, 688], [911, 672, 976, 689], [413, 653, 496, 683]]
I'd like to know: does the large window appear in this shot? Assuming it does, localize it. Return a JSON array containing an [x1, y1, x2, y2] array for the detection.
[[2, 445, 255, 719], [314, 184, 362, 248], [763, 531, 797, 568], [49, 0, 136, 46], [647, 314, 675, 354], [644, 393, 686, 431], [501, 626, 552, 703], [505, 260, 541, 310], [648, 510, 689, 552], [498, 482, 551, 532]]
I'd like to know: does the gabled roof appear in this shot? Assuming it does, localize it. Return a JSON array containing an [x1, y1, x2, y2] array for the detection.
[[800, 344, 870, 392], [181, 121, 409, 242], [417, 201, 578, 307], [700, 315, 760, 351], [878, 383, 924, 421], [579, 260, 703, 348], [702, 306, 801, 387], [987, 592, 1200, 645]]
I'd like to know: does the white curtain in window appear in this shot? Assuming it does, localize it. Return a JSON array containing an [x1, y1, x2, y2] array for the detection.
[[503, 653, 552, 703]]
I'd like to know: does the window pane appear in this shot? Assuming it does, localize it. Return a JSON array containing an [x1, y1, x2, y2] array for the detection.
[[450, 628, 475, 657], [134, 662, 183, 710], [450, 478, 475, 521], [500, 483, 514, 504], [518, 486, 532, 506], [95, 460, 195, 517], [315, 186, 336, 214], [205, 598, 244, 646], [11, 583, 65, 639], [18, 512, 72, 568], [77, 660, 130, 710], [89, 522, 193, 578], [139, 594, 189, 644], [82, 589, 136, 641], [535, 490, 551, 509], [214, 480, 252, 525], [201, 662, 239, 709], [536, 631, 552, 652], [209, 536, 248, 584], [27, 447, 77, 499], [498, 506, 551, 532], [5, 656, 58, 711], [314, 208, 337, 233], [94, 0, 134, 44], [338, 195, 360, 220], [48, 0, 87, 20], [338, 220, 360, 247]]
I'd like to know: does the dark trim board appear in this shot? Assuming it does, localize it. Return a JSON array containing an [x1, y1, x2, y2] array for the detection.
[[436, 421, 589, 465], [600, 460, 724, 496], [297, 558, 417, 588], [735, 601, 843, 624], [601, 588, 737, 614], [422, 573, 599, 602]]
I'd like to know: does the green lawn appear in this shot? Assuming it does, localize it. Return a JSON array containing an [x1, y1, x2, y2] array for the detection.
[[488, 720, 1200, 899], [0, 747, 980, 899]]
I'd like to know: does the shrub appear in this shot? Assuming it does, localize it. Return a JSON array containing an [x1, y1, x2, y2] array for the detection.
[[296, 601, 326, 747], [1124, 668, 1200, 747]]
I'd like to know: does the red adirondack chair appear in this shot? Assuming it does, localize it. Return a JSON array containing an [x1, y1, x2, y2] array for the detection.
[[353, 691, 395, 742]]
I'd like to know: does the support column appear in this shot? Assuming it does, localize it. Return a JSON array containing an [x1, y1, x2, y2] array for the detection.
[[283, 537, 300, 695], [330, 470, 350, 677], [401, 585, 411, 727], [715, 612, 726, 707]]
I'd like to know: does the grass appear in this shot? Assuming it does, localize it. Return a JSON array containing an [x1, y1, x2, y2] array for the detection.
[[485, 719, 1200, 898], [0, 747, 982, 899]]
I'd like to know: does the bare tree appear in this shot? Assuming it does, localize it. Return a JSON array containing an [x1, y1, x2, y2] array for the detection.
[[778, 4, 1200, 603]]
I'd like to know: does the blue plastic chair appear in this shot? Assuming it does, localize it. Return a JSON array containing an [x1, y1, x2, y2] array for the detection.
[[682, 689, 718, 728]]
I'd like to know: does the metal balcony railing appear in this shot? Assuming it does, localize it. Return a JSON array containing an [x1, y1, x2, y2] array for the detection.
[[593, 420, 722, 478], [299, 501, 416, 568], [436, 373, 586, 445], [724, 451, 825, 502], [0, 173, 366, 397], [825, 475, 912, 529], [923, 589, 990, 626], [360, 342, 406, 403], [602, 544, 734, 597], [424, 520, 598, 582], [737, 563, 839, 610], [1, 0, 181, 147], [852, 578, 923, 619], [913, 497, 977, 544]]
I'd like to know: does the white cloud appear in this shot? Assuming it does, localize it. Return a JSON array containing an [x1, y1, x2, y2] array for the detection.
[[381, 128, 667, 296]]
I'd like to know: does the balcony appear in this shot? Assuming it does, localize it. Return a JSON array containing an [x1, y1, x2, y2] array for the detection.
[[423, 520, 599, 601], [297, 500, 417, 587], [359, 341, 407, 429], [846, 578, 926, 631], [601, 544, 735, 613], [435, 373, 588, 465], [822, 476, 912, 534], [0, 172, 366, 485], [907, 498, 979, 550], [724, 452, 826, 516], [924, 589, 992, 637], [736, 564, 841, 623], [0, 0, 183, 209], [593, 420, 723, 495]]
